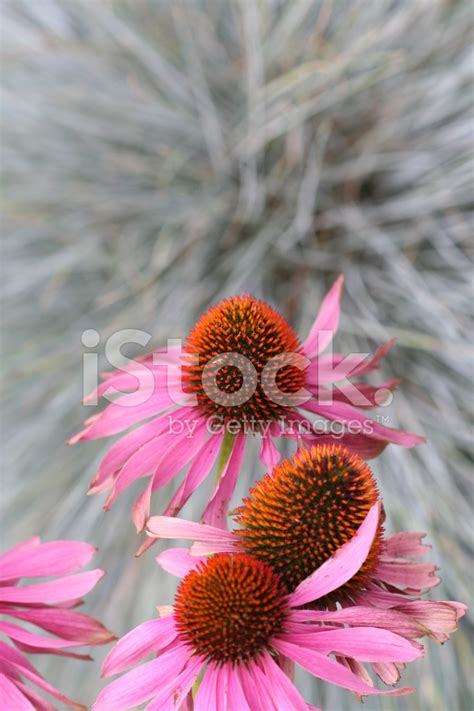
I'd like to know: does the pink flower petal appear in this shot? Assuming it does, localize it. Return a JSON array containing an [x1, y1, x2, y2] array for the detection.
[[393, 600, 467, 642], [371, 661, 402, 686], [1, 606, 114, 645], [259, 651, 308, 711], [375, 560, 440, 591], [236, 663, 275, 711], [0, 620, 104, 651], [383, 532, 431, 559], [147, 517, 235, 545], [309, 338, 396, 387], [0, 673, 35, 710], [273, 639, 414, 696], [289, 607, 428, 639], [289, 503, 380, 608], [106, 419, 208, 510], [202, 433, 246, 529], [226, 665, 251, 711], [194, 662, 219, 711], [302, 274, 344, 359], [144, 653, 203, 711], [0, 541, 95, 582], [69, 388, 176, 442], [300, 431, 388, 460], [102, 616, 177, 677], [155, 548, 206, 578], [259, 436, 281, 473], [89, 410, 187, 492], [162, 432, 224, 518], [302, 399, 425, 447], [280, 627, 422, 662], [94, 643, 190, 710], [1, 655, 86, 710], [0, 569, 104, 605], [14, 680, 57, 711]]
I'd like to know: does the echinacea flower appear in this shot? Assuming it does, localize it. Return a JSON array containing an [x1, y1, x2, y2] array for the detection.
[[69, 276, 424, 539], [149, 445, 466, 689], [0, 536, 115, 710], [94, 504, 422, 711]]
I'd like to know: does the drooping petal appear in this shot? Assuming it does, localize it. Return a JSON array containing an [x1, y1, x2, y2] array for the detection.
[[375, 559, 440, 591], [0, 541, 95, 582], [259, 436, 281, 473], [279, 627, 422, 663], [194, 662, 219, 711], [302, 399, 425, 447], [1, 655, 86, 710], [237, 662, 276, 711], [143, 653, 203, 711], [1, 606, 115, 645], [68, 388, 177, 442], [155, 548, 206, 578], [202, 433, 246, 529], [383, 532, 431, 559], [106, 419, 208, 511], [147, 517, 236, 546], [258, 651, 308, 711], [94, 643, 191, 710], [102, 616, 177, 677], [289, 503, 380, 608], [0, 570, 104, 605], [288, 607, 428, 640], [88, 409, 189, 493], [0, 673, 35, 711], [302, 275, 344, 359], [226, 665, 251, 711], [0, 620, 103, 652], [272, 639, 413, 697]]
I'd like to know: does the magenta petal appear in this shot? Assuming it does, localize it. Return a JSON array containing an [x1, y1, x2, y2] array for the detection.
[[237, 663, 275, 711], [13, 680, 57, 711], [302, 274, 344, 358], [202, 433, 246, 529], [102, 616, 177, 677], [273, 639, 413, 696], [155, 548, 206, 578], [288, 607, 428, 639], [259, 651, 308, 711], [375, 560, 440, 590], [383, 532, 431, 559], [0, 673, 35, 710], [147, 516, 235, 544], [259, 436, 281, 473], [289, 503, 380, 608], [0, 569, 104, 605], [1, 655, 86, 710], [1, 606, 114, 645], [0, 541, 95, 582], [94, 643, 190, 710], [194, 662, 219, 711], [226, 665, 251, 711], [0, 620, 99, 651], [303, 399, 425, 447], [282, 627, 422, 662], [143, 653, 203, 711]]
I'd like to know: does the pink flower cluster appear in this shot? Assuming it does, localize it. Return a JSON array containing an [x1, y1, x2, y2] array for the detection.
[[4, 277, 466, 709]]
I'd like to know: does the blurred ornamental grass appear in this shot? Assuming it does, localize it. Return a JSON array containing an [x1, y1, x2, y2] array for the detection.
[[1, 1, 473, 709]]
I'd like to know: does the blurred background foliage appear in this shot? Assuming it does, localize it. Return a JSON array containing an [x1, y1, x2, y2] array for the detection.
[[1, 0, 473, 708]]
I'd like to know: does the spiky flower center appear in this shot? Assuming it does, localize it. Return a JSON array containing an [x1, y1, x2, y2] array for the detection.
[[174, 553, 288, 664], [235, 445, 384, 606], [182, 295, 306, 429]]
